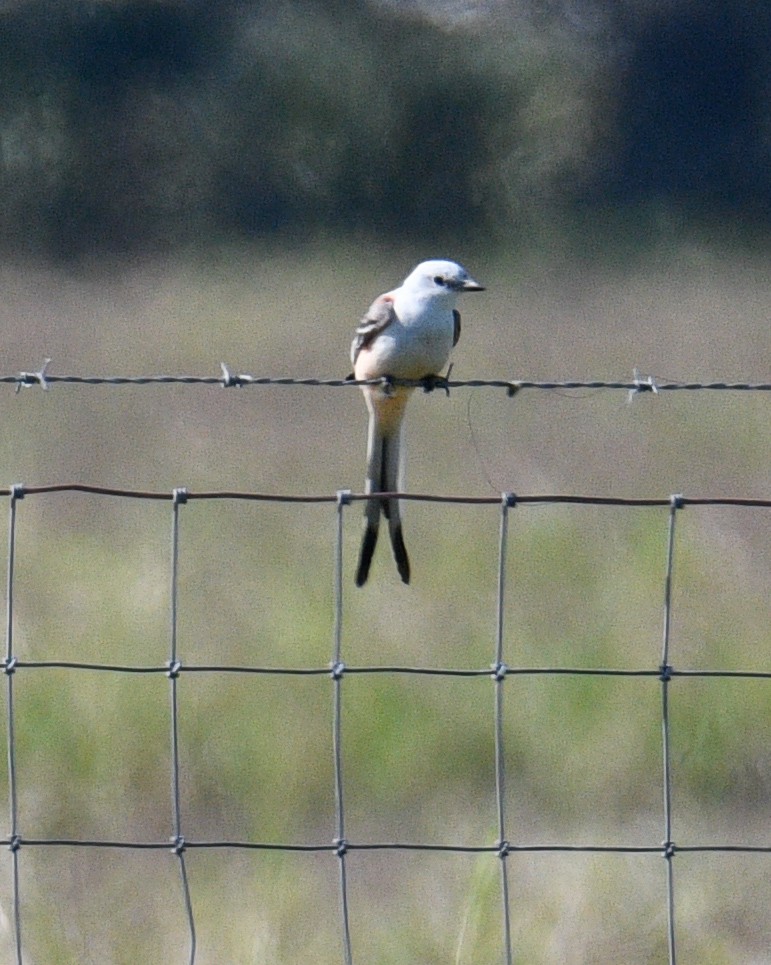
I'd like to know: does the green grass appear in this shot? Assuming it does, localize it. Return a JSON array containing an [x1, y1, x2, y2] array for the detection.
[[0, 240, 768, 962]]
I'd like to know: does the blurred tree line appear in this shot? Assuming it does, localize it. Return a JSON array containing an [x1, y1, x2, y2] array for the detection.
[[1, 0, 769, 261]]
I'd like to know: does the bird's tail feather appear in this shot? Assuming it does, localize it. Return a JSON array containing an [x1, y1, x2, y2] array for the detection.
[[355, 419, 410, 586], [355, 523, 379, 587], [382, 428, 410, 584]]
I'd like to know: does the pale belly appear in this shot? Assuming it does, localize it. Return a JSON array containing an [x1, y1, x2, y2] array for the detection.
[[357, 326, 454, 381]]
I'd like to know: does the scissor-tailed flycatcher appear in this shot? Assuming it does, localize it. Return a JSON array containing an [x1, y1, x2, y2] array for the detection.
[[349, 259, 484, 586]]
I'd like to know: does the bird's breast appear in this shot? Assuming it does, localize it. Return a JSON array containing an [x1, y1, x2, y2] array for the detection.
[[375, 308, 455, 378]]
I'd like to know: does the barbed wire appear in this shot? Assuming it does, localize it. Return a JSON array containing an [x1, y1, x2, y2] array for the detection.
[[4, 360, 771, 396]]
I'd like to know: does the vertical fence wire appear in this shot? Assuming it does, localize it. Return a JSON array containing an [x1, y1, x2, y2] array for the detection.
[[494, 494, 515, 965], [660, 494, 683, 965], [169, 488, 196, 965], [4, 486, 23, 965], [333, 491, 353, 965]]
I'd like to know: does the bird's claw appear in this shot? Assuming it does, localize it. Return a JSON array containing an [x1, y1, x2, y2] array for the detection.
[[420, 373, 450, 396]]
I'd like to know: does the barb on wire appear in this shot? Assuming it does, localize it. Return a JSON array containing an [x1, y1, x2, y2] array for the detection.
[[219, 362, 252, 388], [14, 358, 51, 393], [628, 368, 660, 403]]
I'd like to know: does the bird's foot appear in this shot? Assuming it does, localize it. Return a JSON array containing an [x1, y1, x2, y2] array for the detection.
[[420, 372, 450, 396]]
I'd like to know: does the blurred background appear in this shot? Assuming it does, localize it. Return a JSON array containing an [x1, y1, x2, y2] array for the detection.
[[0, 1, 769, 962]]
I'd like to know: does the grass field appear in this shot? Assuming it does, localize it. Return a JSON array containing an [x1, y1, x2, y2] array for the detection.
[[0, 238, 769, 963]]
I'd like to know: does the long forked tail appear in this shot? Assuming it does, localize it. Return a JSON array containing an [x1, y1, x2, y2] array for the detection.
[[355, 419, 410, 587]]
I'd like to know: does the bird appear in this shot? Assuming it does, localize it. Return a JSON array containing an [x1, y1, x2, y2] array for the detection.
[[349, 259, 484, 586]]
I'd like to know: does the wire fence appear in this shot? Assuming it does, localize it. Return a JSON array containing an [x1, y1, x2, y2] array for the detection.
[[2, 372, 770, 963]]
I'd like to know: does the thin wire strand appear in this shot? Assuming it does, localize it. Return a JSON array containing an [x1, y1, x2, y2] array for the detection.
[[169, 488, 197, 965], [3, 661, 769, 680], [494, 494, 515, 965], [4, 487, 23, 965], [3, 485, 769, 509], [661, 495, 682, 965], [6, 837, 770, 854], [333, 492, 353, 965]]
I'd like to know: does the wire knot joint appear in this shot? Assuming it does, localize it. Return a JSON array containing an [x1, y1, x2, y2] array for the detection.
[[333, 837, 348, 857], [662, 840, 676, 859], [3, 657, 17, 676], [8, 834, 21, 853], [497, 839, 510, 858], [491, 661, 508, 681], [167, 660, 182, 679], [659, 663, 673, 682], [170, 835, 186, 855], [329, 660, 345, 680]]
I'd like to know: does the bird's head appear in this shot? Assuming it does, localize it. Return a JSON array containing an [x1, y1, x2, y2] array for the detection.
[[403, 260, 485, 297]]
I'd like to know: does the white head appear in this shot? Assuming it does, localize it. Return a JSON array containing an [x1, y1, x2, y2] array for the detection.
[[401, 259, 485, 297]]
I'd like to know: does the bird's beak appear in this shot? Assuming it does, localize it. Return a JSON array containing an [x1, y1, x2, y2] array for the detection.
[[461, 278, 485, 291]]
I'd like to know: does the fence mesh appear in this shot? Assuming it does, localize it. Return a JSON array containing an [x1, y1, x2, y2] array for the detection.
[[2, 373, 770, 963]]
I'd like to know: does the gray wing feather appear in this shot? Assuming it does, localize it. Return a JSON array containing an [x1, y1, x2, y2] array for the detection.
[[453, 309, 461, 347], [351, 297, 397, 366]]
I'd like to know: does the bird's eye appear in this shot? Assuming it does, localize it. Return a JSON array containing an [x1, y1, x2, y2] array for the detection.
[[433, 275, 446, 286]]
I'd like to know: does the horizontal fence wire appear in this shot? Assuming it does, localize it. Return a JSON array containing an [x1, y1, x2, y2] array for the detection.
[[2, 483, 770, 963], [4, 362, 771, 395], [1, 485, 770, 507]]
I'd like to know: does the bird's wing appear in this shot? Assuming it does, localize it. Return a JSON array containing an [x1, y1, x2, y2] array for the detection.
[[453, 309, 461, 347], [351, 295, 397, 366]]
